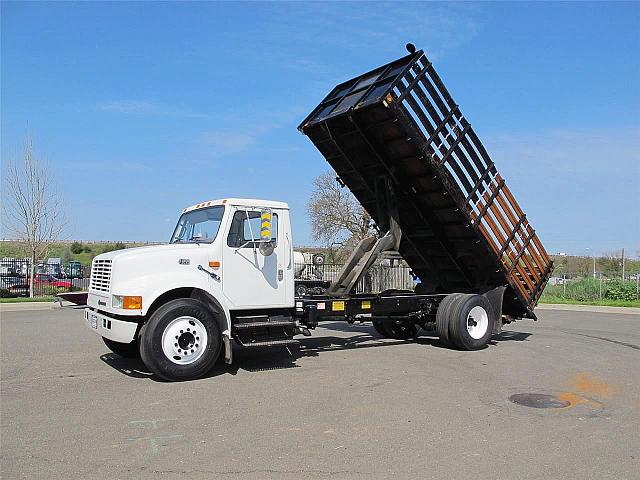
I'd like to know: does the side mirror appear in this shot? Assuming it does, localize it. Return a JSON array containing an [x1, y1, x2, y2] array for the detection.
[[258, 208, 275, 256]]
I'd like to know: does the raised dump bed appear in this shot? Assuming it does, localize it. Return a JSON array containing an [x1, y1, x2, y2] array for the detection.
[[299, 47, 553, 319]]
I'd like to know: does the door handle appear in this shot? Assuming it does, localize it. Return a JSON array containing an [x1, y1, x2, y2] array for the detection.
[[197, 264, 220, 281], [286, 233, 292, 269]]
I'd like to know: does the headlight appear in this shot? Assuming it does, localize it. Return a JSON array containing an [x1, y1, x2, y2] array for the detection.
[[112, 295, 142, 310], [112, 295, 123, 309]]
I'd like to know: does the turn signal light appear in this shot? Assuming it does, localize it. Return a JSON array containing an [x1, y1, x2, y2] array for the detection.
[[123, 296, 142, 310], [208, 260, 220, 269]]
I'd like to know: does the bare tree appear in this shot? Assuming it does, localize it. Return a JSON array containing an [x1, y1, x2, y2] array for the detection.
[[3, 138, 66, 297], [600, 250, 623, 277], [307, 171, 376, 254]]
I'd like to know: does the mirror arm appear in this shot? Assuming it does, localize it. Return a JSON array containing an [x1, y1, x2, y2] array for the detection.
[[244, 209, 258, 254], [234, 240, 253, 253]]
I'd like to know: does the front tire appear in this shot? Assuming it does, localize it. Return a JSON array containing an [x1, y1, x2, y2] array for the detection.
[[139, 298, 222, 381], [102, 337, 140, 358]]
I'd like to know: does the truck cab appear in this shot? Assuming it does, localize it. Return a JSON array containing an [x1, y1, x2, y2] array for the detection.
[[84, 198, 296, 380]]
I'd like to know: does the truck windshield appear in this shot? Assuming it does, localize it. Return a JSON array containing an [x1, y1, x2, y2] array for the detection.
[[170, 206, 225, 244]]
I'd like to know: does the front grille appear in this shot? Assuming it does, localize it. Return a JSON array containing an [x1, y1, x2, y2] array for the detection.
[[90, 259, 112, 293]]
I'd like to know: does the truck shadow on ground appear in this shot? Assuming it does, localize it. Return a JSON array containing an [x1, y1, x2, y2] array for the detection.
[[320, 321, 532, 344], [99, 327, 530, 382]]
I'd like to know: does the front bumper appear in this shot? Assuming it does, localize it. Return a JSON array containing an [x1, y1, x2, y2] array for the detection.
[[84, 308, 138, 343]]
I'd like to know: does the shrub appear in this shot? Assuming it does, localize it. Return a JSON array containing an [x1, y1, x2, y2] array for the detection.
[[0, 289, 15, 298], [70, 242, 84, 254], [605, 280, 638, 302], [101, 244, 116, 253]]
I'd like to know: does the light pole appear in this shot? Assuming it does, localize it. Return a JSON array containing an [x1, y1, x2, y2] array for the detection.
[[586, 248, 596, 279]]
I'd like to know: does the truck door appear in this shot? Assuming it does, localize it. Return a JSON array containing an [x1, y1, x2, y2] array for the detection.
[[222, 207, 288, 308]]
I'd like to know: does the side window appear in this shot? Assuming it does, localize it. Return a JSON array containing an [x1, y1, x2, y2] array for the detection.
[[243, 214, 262, 241], [227, 210, 278, 248]]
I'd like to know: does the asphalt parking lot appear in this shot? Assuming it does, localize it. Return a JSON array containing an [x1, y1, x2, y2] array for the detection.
[[1, 306, 639, 479]]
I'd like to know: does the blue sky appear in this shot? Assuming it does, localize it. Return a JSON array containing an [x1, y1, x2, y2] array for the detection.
[[1, 1, 639, 257]]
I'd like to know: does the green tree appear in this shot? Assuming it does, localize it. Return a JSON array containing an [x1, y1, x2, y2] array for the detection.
[[70, 242, 83, 254]]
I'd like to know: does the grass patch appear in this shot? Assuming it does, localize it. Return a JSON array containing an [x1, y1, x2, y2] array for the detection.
[[539, 296, 640, 308], [0, 296, 57, 303]]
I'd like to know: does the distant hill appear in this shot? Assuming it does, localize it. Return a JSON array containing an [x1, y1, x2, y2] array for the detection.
[[0, 240, 159, 266]]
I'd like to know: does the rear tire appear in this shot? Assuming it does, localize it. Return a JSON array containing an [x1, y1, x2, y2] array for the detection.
[[139, 298, 222, 381], [436, 294, 461, 346], [448, 294, 494, 350], [102, 337, 140, 358]]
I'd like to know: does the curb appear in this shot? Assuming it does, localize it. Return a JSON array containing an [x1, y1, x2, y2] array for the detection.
[[0, 302, 62, 313], [536, 304, 640, 315]]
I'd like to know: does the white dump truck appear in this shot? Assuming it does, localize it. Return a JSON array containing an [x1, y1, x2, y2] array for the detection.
[[81, 46, 552, 381]]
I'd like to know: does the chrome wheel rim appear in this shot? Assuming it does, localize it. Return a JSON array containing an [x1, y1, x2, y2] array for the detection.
[[161, 316, 208, 365]]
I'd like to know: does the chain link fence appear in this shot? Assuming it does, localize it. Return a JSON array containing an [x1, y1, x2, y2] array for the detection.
[[540, 272, 640, 303]]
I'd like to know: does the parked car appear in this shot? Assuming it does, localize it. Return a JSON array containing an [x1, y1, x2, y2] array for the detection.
[[0, 277, 29, 297], [32, 274, 73, 289], [64, 261, 84, 279], [0, 265, 19, 277], [37, 262, 63, 278]]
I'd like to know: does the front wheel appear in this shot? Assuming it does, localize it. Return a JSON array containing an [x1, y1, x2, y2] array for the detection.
[[103, 337, 140, 358], [139, 298, 222, 381]]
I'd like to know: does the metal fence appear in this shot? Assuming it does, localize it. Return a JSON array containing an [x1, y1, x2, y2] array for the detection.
[[296, 265, 638, 301], [295, 262, 416, 293], [0, 259, 90, 298], [3, 255, 638, 302]]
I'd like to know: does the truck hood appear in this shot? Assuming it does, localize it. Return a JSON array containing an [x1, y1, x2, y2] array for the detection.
[[91, 243, 213, 299], [94, 243, 202, 262]]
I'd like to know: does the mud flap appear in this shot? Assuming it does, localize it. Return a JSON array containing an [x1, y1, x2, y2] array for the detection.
[[223, 333, 232, 364], [483, 286, 506, 334]]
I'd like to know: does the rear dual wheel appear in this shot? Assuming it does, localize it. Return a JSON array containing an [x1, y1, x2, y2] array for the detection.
[[436, 293, 494, 350]]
